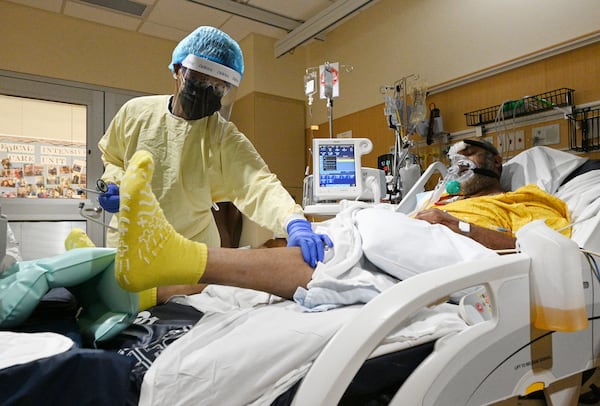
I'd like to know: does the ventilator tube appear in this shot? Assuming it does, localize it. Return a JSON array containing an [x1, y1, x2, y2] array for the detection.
[[516, 220, 588, 332]]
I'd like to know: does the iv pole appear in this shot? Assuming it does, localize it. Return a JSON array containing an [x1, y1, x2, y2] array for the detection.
[[322, 63, 334, 138], [381, 74, 419, 202]]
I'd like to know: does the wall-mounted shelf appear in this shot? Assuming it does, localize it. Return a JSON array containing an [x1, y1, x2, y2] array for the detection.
[[464, 88, 575, 127], [568, 107, 600, 152]]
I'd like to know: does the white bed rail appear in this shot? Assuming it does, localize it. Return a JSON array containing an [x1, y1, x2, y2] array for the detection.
[[292, 253, 532, 405], [396, 161, 447, 214], [294, 225, 596, 405]]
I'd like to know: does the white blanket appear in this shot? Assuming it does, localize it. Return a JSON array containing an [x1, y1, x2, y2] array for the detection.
[[294, 202, 497, 311], [140, 156, 599, 406], [555, 170, 600, 246], [140, 202, 499, 405]]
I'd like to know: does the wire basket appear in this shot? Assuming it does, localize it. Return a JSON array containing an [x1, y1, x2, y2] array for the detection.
[[568, 107, 600, 152], [465, 88, 575, 126]]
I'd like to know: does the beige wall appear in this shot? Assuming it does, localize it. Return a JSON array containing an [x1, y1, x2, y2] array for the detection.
[[237, 34, 307, 101], [0, 1, 174, 94], [3, 0, 600, 130], [298, 0, 600, 126], [0, 2, 306, 102]]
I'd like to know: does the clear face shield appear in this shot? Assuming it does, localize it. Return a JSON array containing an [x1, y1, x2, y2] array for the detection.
[[172, 54, 240, 121]]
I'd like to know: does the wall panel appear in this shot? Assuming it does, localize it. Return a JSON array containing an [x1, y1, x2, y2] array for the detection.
[[309, 41, 600, 164]]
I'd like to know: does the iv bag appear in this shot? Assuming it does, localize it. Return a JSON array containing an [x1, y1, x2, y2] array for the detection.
[[410, 86, 427, 124]]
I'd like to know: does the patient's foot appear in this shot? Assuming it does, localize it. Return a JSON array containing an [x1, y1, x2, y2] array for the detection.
[[116, 150, 207, 292], [64, 228, 95, 250], [64, 225, 158, 309]]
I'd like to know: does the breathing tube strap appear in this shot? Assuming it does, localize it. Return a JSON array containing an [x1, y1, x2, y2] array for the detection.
[[463, 139, 499, 156], [473, 167, 500, 179]]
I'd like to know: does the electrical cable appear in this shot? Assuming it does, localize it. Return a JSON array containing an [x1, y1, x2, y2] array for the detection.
[[556, 214, 599, 233], [581, 249, 600, 260], [584, 252, 600, 284]]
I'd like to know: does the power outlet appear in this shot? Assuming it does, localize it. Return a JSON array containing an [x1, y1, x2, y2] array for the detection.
[[514, 130, 525, 150], [496, 134, 506, 152], [533, 124, 560, 146], [497, 131, 522, 152], [507, 132, 515, 152]]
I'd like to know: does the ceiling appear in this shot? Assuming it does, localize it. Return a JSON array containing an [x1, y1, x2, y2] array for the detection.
[[5, 0, 377, 57]]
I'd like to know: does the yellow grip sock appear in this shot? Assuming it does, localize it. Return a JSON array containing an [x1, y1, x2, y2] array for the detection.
[[63, 227, 158, 310], [116, 150, 208, 292], [64, 228, 95, 250], [137, 288, 157, 311]]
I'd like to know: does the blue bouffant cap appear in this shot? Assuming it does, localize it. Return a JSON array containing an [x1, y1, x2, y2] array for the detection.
[[169, 26, 244, 78]]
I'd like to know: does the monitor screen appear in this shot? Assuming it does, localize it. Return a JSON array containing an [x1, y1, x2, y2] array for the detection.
[[318, 142, 357, 188], [312, 138, 372, 202]]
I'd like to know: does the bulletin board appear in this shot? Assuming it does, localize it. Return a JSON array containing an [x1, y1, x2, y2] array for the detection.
[[0, 136, 86, 199]]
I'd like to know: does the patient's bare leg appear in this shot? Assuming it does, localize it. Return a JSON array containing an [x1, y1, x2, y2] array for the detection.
[[117, 150, 312, 299], [204, 247, 312, 299]]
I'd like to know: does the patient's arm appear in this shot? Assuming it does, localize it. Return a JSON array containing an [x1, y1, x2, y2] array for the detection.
[[415, 208, 516, 250]]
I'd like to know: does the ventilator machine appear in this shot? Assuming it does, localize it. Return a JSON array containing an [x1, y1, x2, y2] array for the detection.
[[303, 137, 386, 216]]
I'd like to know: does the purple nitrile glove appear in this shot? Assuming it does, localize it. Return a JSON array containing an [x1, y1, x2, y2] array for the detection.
[[287, 219, 333, 267], [98, 183, 120, 213]]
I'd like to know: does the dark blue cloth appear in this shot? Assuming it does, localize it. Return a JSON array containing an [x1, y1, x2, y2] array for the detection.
[[0, 347, 134, 406]]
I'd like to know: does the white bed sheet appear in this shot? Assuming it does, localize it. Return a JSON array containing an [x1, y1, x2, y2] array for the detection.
[[140, 286, 466, 406], [555, 169, 600, 246]]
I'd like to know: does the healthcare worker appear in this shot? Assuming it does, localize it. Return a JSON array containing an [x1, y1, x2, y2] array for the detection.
[[97, 26, 331, 269]]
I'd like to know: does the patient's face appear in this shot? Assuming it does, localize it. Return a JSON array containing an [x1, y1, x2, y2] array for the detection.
[[455, 145, 488, 168], [456, 146, 499, 195]]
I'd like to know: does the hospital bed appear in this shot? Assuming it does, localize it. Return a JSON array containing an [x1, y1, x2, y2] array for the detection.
[[292, 146, 600, 405], [2, 146, 600, 405]]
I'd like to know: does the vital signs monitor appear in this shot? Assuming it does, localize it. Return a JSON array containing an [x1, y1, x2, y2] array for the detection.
[[312, 137, 373, 202]]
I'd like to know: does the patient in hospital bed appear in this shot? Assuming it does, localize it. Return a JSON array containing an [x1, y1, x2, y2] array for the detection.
[[111, 139, 569, 310], [414, 139, 570, 249], [122, 140, 583, 405]]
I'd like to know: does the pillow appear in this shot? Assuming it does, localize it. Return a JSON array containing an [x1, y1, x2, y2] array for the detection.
[[0, 248, 138, 344], [39, 247, 116, 288], [356, 206, 498, 281], [500, 146, 587, 194], [0, 264, 49, 328], [69, 261, 139, 344]]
